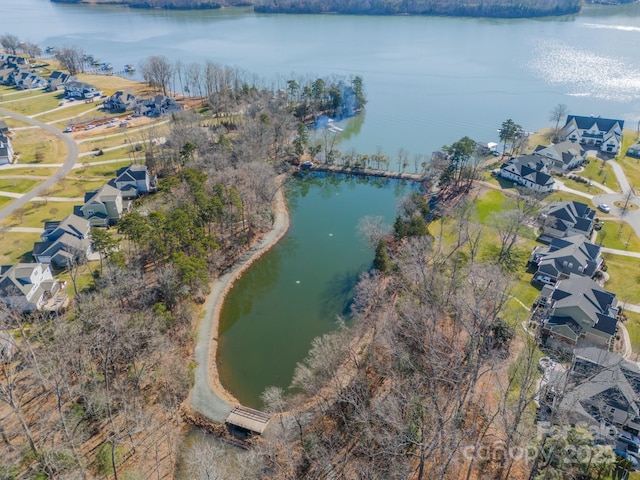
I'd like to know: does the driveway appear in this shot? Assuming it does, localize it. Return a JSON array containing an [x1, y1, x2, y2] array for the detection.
[[0, 108, 78, 222], [592, 192, 640, 239]]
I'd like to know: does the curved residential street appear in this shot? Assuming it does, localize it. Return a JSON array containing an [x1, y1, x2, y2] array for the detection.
[[0, 108, 78, 221]]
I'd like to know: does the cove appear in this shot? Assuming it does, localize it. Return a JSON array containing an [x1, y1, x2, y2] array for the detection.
[[217, 173, 419, 408]]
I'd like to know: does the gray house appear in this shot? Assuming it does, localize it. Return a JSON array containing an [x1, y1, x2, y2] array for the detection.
[[530, 235, 603, 284], [533, 140, 585, 173], [627, 142, 640, 159], [134, 95, 183, 117], [499, 155, 555, 192], [0, 263, 61, 312], [32, 214, 92, 268], [77, 184, 124, 227], [538, 274, 619, 352], [107, 163, 155, 200], [104, 91, 137, 113], [545, 347, 640, 434], [64, 80, 101, 100], [539, 201, 596, 241], [47, 71, 72, 91]]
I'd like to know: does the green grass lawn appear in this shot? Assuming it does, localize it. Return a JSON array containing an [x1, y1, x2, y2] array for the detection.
[[1, 117, 33, 129], [0, 178, 41, 193], [622, 311, 640, 353], [0, 167, 57, 177], [78, 135, 134, 154], [1, 91, 64, 115], [56, 264, 96, 297], [12, 128, 68, 164], [617, 154, 640, 191], [580, 157, 619, 192], [472, 189, 510, 223], [560, 176, 605, 195], [0, 231, 42, 265], [36, 103, 102, 123], [1, 201, 78, 228], [69, 160, 132, 178], [596, 220, 640, 251], [0, 196, 12, 209], [44, 179, 106, 198], [543, 190, 595, 206], [602, 253, 640, 306]]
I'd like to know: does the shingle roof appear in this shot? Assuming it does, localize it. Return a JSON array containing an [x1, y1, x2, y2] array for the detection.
[[565, 115, 624, 132]]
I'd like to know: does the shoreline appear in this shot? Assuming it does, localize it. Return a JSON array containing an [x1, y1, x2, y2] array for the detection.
[[189, 175, 291, 422]]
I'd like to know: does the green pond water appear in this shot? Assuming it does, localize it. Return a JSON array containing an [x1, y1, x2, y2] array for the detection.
[[217, 174, 418, 408]]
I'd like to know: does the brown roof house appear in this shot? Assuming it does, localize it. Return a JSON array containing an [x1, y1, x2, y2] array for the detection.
[[0, 263, 62, 312], [76, 184, 124, 227], [32, 214, 92, 268]]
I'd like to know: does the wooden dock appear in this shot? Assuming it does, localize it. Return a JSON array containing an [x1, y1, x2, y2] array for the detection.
[[225, 406, 271, 435], [306, 163, 429, 183]]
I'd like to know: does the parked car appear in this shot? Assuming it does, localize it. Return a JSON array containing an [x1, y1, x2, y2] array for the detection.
[[533, 275, 554, 285], [598, 203, 611, 213], [619, 432, 640, 447]]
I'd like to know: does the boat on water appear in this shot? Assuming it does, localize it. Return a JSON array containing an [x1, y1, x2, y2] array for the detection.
[[101, 63, 113, 70], [124, 64, 136, 72]]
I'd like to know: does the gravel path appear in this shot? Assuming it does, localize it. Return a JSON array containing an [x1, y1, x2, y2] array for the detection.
[[189, 182, 290, 422]]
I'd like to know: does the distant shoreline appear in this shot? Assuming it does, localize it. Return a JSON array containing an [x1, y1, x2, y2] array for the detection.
[[48, 0, 587, 18]]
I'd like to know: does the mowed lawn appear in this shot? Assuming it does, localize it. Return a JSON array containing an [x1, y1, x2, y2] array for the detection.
[[12, 128, 68, 164], [602, 253, 640, 306], [0, 231, 42, 265], [0, 178, 41, 193], [70, 160, 133, 178], [623, 311, 640, 353], [597, 220, 640, 251], [580, 157, 620, 192], [44, 179, 106, 198], [1, 201, 78, 228], [0, 91, 64, 114]]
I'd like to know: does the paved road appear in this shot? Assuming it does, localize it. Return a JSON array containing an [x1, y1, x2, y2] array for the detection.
[[0, 191, 83, 202], [0, 108, 78, 221], [0, 226, 44, 233], [610, 160, 632, 194]]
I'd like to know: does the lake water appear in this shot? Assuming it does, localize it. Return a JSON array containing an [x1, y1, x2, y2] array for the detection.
[[5, 1, 640, 405], [6, 1, 640, 157], [219, 174, 416, 407]]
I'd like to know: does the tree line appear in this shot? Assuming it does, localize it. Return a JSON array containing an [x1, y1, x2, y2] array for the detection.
[[49, 0, 584, 16], [254, 0, 581, 18]]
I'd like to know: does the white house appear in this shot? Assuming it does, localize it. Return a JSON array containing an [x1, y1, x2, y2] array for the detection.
[[560, 115, 624, 155], [0, 263, 61, 312], [0, 133, 14, 165], [499, 155, 555, 192], [64, 80, 102, 100]]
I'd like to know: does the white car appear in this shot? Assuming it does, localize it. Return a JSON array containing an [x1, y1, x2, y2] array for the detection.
[[598, 203, 611, 213]]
